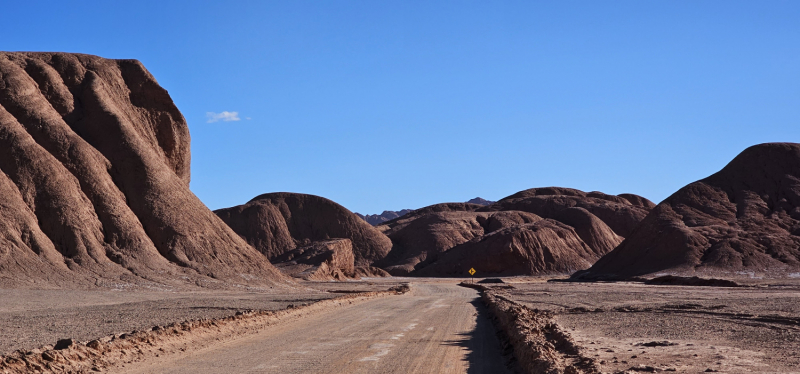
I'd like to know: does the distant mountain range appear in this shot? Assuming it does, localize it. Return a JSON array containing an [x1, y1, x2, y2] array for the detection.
[[355, 197, 495, 226]]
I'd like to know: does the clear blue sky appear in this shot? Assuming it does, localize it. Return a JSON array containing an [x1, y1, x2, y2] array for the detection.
[[3, 1, 799, 214]]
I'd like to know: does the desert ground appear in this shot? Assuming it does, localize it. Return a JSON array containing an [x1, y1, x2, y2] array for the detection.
[[2, 277, 799, 373]]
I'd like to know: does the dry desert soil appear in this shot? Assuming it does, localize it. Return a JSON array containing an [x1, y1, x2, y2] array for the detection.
[[2, 277, 799, 373]]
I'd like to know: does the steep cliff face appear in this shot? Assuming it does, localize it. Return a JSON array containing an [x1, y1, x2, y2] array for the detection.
[[574, 143, 800, 280], [0, 52, 287, 288], [215, 192, 393, 266]]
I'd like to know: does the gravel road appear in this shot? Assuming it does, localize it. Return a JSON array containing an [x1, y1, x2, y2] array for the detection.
[[119, 283, 510, 374]]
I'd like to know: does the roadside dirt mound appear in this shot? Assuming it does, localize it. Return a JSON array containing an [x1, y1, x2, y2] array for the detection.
[[416, 220, 608, 276], [272, 239, 355, 280], [0, 52, 287, 289], [376, 210, 541, 275], [575, 143, 800, 280], [215, 192, 392, 266], [460, 283, 598, 374]]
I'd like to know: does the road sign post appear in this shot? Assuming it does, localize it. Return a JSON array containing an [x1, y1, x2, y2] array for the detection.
[[468, 268, 476, 284]]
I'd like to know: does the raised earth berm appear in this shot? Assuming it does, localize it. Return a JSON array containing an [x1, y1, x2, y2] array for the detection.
[[272, 239, 355, 280], [0, 52, 288, 289], [574, 142, 800, 280], [377, 188, 653, 276], [215, 192, 393, 266]]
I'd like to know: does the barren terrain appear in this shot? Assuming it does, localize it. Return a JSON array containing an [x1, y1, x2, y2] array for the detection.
[[498, 278, 800, 373], [119, 281, 509, 374], [0, 281, 396, 356], [3, 278, 800, 373]]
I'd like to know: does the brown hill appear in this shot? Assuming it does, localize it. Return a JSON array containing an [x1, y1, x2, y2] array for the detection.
[[214, 192, 393, 266], [574, 143, 800, 280], [0, 52, 288, 288], [485, 187, 653, 237], [377, 189, 653, 276], [376, 210, 541, 275], [415, 219, 606, 276]]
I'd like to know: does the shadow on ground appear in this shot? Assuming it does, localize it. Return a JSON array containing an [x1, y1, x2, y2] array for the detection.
[[442, 295, 514, 374]]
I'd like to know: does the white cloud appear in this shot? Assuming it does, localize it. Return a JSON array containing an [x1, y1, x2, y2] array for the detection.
[[206, 111, 241, 123]]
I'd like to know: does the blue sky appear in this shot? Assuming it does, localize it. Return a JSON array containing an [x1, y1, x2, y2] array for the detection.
[[3, 1, 799, 214]]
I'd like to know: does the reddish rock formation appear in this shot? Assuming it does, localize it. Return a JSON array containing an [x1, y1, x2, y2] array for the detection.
[[415, 219, 607, 276], [485, 187, 653, 238], [272, 239, 355, 281], [0, 52, 288, 288], [355, 210, 413, 226], [355, 198, 494, 226], [574, 143, 800, 280], [376, 210, 541, 275], [215, 193, 393, 266], [378, 188, 653, 276]]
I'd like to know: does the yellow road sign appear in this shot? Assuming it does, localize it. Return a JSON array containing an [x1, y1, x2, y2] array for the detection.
[[468, 268, 476, 275]]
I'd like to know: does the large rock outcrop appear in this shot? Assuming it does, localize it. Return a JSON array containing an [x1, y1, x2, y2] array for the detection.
[[574, 143, 800, 280], [378, 189, 654, 276], [272, 239, 355, 281], [0, 52, 288, 288], [215, 192, 393, 266]]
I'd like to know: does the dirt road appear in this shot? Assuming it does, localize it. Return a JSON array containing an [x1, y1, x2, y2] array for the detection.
[[120, 282, 510, 374]]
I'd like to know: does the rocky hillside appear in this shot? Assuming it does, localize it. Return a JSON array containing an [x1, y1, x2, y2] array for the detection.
[[355, 210, 414, 226], [215, 192, 393, 266], [574, 143, 800, 280], [0, 52, 288, 288], [356, 197, 495, 226], [376, 188, 654, 276]]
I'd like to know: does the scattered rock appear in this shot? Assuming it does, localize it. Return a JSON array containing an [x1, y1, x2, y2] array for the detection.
[[53, 339, 73, 350], [86, 340, 102, 350], [40, 351, 56, 362]]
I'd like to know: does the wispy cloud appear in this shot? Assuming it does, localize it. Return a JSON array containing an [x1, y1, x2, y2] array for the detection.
[[206, 111, 241, 123]]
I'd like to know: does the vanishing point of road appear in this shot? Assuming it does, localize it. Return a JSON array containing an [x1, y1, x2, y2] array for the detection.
[[120, 282, 510, 374]]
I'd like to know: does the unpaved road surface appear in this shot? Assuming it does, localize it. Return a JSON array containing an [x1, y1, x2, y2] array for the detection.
[[120, 283, 510, 374]]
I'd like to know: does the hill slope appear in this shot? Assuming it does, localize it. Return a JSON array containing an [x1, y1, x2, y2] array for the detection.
[[574, 143, 800, 280], [377, 188, 654, 276], [0, 52, 288, 288], [215, 192, 393, 266]]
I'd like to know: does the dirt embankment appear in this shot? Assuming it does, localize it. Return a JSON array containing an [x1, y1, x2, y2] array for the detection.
[[461, 283, 598, 374], [0, 286, 410, 374]]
